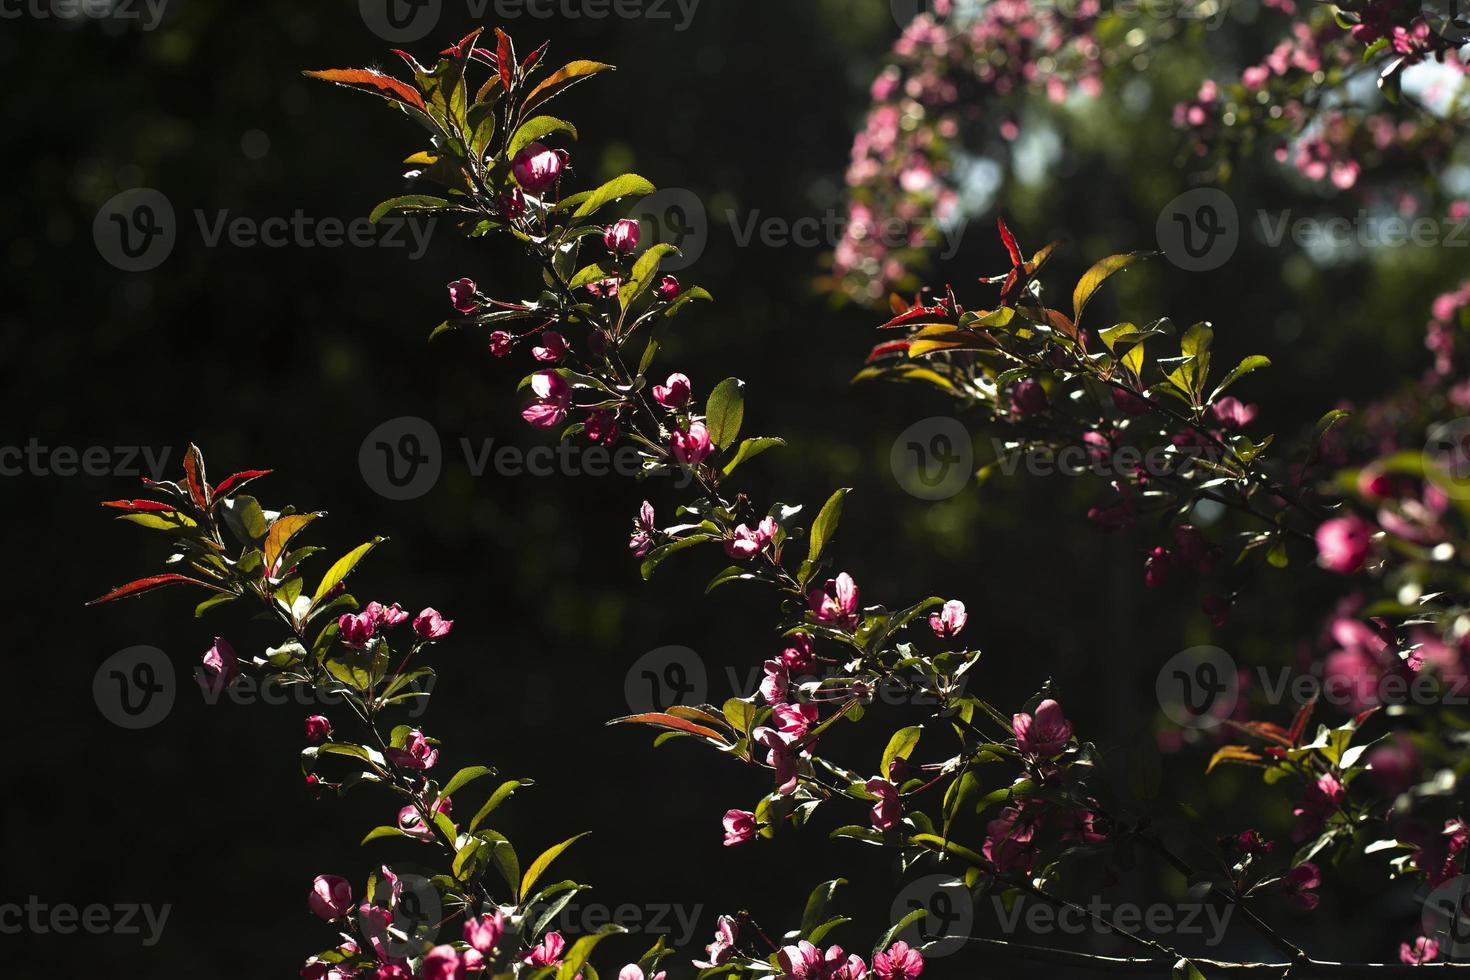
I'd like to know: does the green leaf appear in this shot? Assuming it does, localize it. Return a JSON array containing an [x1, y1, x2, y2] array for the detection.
[[361, 825, 414, 845], [1209, 355, 1270, 402], [521, 832, 590, 902], [807, 488, 851, 564], [311, 538, 385, 606], [705, 377, 745, 449], [571, 174, 655, 218], [872, 909, 928, 959], [640, 534, 716, 580], [370, 195, 450, 223], [469, 779, 530, 832], [722, 437, 786, 476], [569, 262, 616, 290], [1073, 251, 1150, 324], [799, 878, 848, 937], [441, 765, 496, 798], [557, 925, 627, 980], [1313, 408, 1350, 445], [706, 565, 758, 593], [508, 115, 578, 158], [881, 726, 923, 777], [264, 513, 319, 573], [663, 285, 712, 318], [638, 338, 659, 376], [621, 243, 680, 311], [522, 59, 614, 115]]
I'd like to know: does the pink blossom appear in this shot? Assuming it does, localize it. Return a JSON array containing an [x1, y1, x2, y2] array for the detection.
[[385, 730, 439, 771], [448, 278, 478, 315], [304, 715, 332, 743], [365, 601, 409, 627], [670, 421, 713, 467], [511, 142, 564, 193], [532, 330, 569, 363], [1315, 515, 1375, 574], [773, 702, 819, 738], [308, 875, 352, 920], [722, 808, 756, 846], [1011, 379, 1048, 416], [1401, 937, 1440, 965], [983, 805, 1037, 874], [652, 373, 692, 409], [488, 331, 513, 357], [523, 931, 566, 966], [587, 409, 620, 446], [603, 219, 641, 256], [628, 500, 657, 557], [865, 778, 902, 831], [693, 915, 739, 969], [413, 607, 454, 639], [808, 573, 860, 631], [1013, 699, 1073, 757], [522, 371, 572, 429], [778, 942, 825, 980], [1292, 774, 1344, 842], [619, 966, 667, 980], [725, 521, 772, 560], [928, 599, 966, 638], [760, 658, 789, 704], [872, 942, 924, 980], [198, 637, 239, 695], [1211, 396, 1258, 430], [783, 633, 816, 673], [752, 726, 799, 795], [423, 945, 467, 980], [464, 911, 506, 953], [1282, 862, 1322, 910], [338, 610, 378, 648], [656, 275, 681, 300]]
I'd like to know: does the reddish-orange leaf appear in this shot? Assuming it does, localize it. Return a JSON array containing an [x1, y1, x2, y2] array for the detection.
[[302, 68, 427, 112], [86, 573, 212, 605], [878, 305, 950, 330], [1287, 698, 1316, 744], [607, 712, 731, 743], [182, 443, 208, 509], [495, 29, 514, 92], [866, 339, 912, 363], [997, 217, 1023, 266], [101, 499, 181, 513], [213, 469, 273, 499]]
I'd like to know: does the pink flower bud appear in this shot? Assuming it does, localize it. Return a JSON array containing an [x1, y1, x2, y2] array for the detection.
[[488, 331, 514, 357], [722, 808, 756, 846], [448, 278, 478, 315], [464, 912, 506, 954], [337, 610, 378, 648], [308, 875, 352, 920], [532, 330, 569, 363], [1315, 515, 1374, 574], [656, 275, 681, 300], [511, 142, 564, 193], [385, 729, 439, 771], [197, 637, 239, 695], [865, 778, 902, 831], [304, 715, 333, 743], [413, 607, 453, 640], [1144, 546, 1172, 588], [423, 944, 468, 980], [1011, 379, 1048, 416], [670, 421, 713, 467], [652, 373, 692, 409], [928, 599, 966, 638], [603, 218, 641, 256]]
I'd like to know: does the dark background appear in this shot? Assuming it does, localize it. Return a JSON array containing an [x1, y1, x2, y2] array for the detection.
[[2, 1, 1464, 977]]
